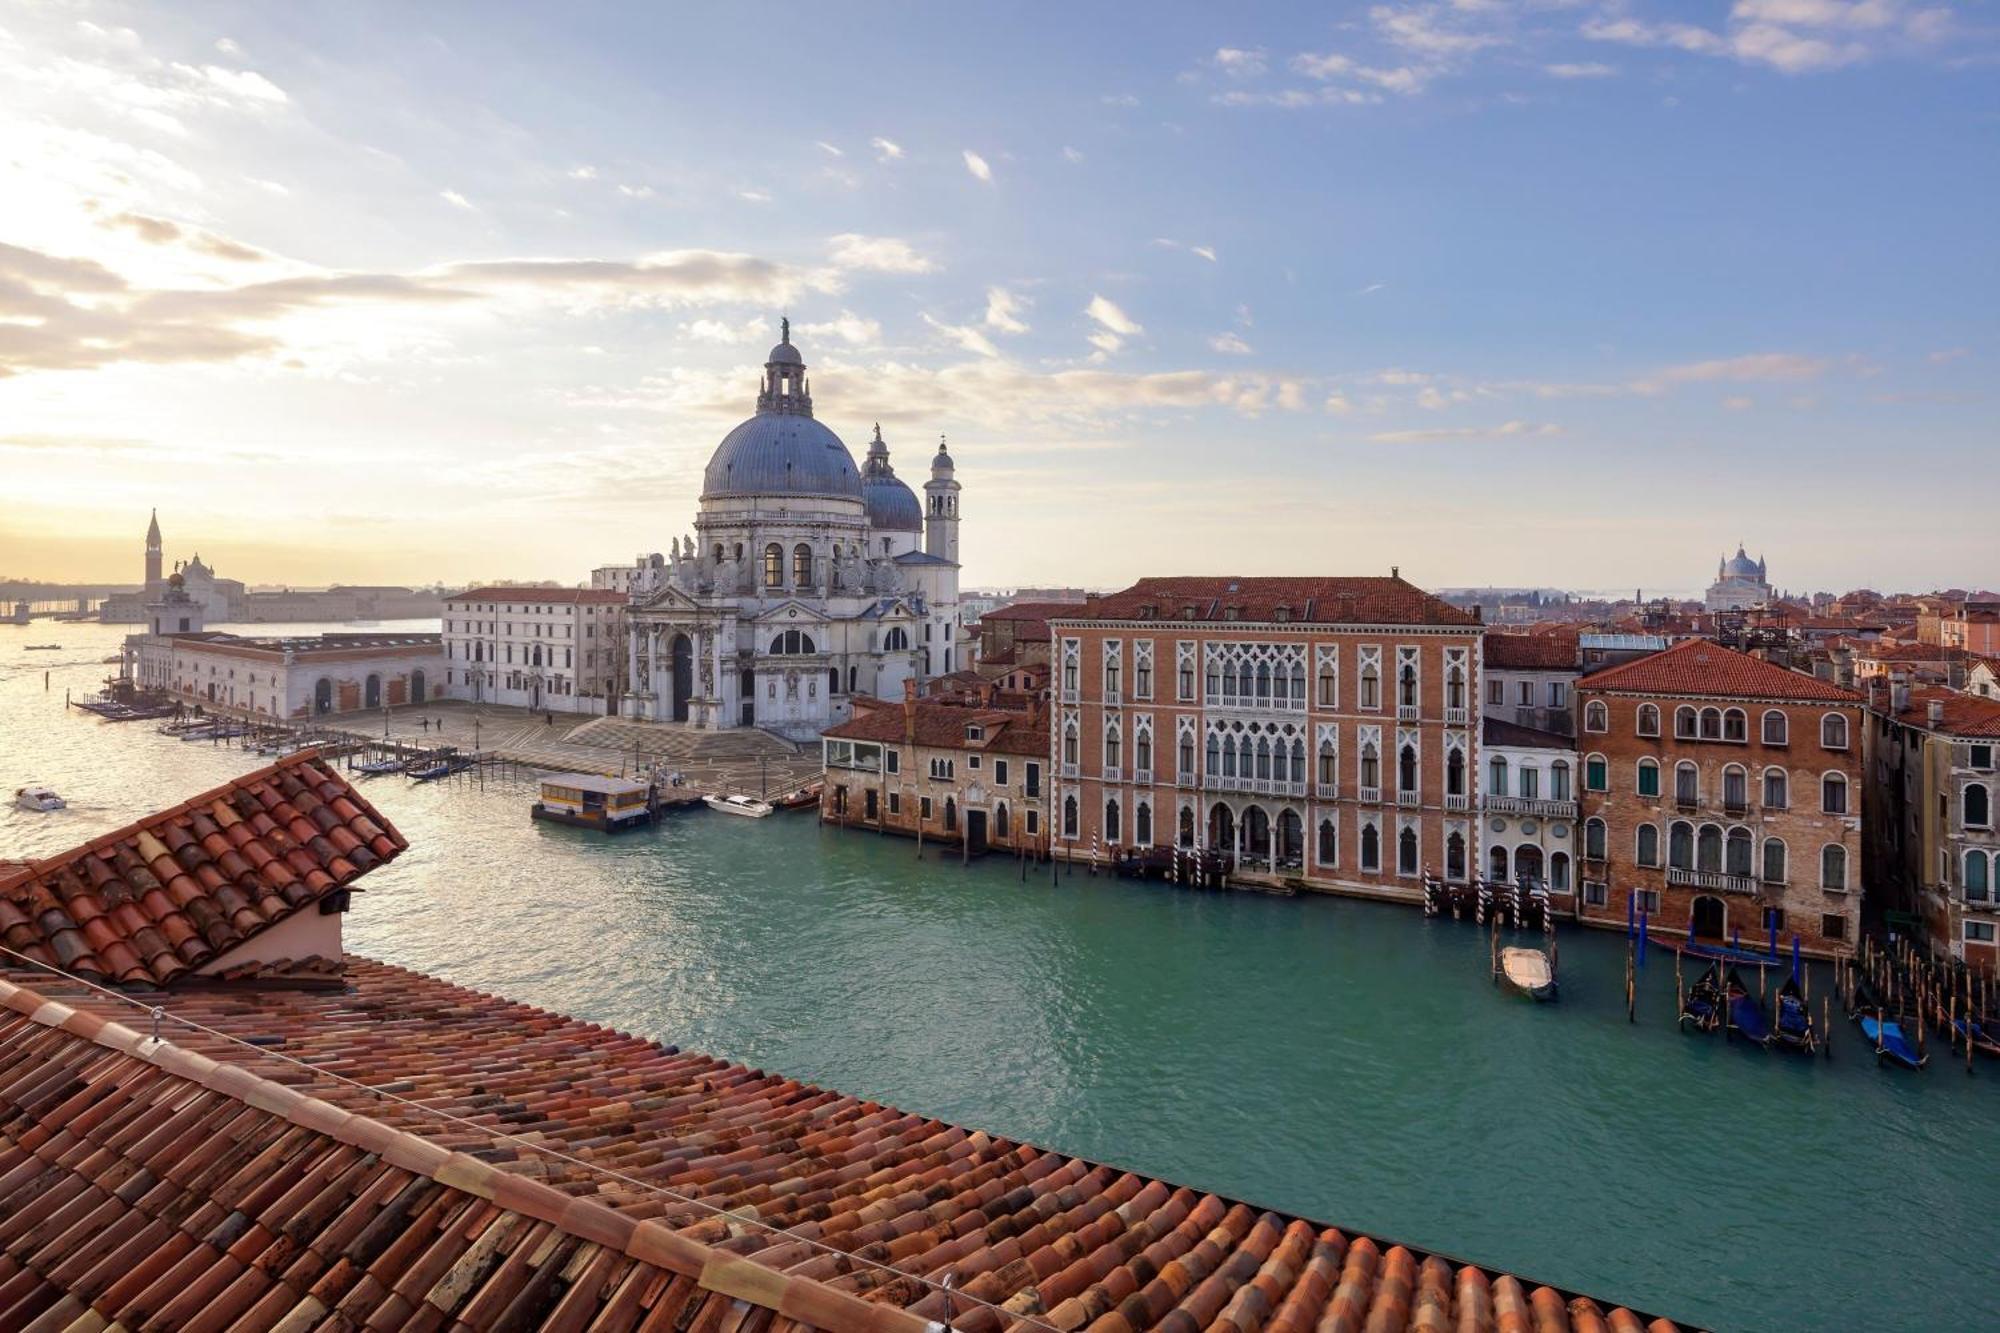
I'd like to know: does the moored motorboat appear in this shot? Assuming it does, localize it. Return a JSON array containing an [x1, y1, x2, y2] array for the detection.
[[1496, 945, 1558, 1001], [704, 793, 775, 818], [13, 785, 66, 812], [771, 781, 823, 810], [352, 757, 405, 776]]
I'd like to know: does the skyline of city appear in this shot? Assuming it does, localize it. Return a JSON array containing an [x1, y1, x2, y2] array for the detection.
[[5, 0, 1996, 589]]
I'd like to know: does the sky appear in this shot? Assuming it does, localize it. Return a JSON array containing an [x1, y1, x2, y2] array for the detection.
[[1, 0, 1995, 595]]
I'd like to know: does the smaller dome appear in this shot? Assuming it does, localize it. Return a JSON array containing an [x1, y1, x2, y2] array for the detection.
[[767, 341, 803, 366], [864, 474, 923, 531], [1722, 546, 1762, 578]]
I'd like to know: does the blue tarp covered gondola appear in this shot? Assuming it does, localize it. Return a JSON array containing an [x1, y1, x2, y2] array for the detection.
[[1861, 1014, 1928, 1070], [1725, 968, 1771, 1044]]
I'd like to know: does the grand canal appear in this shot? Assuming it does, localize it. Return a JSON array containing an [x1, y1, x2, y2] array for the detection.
[[4, 622, 1992, 1332]]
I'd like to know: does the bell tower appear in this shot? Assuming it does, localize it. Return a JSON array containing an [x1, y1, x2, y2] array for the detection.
[[923, 436, 960, 564], [145, 509, 163, 586]]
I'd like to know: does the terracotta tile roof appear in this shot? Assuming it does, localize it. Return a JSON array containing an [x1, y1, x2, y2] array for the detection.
[[825, 700, 1049, 756], [0, 958, 1684, 1333], [1857, 642, 1961, 663], [0, 754, 405, 989], [1483, 632, 1579, 670], [1579, 639, 1862, 703], [449, 585, 628, 605], [0, 976, 925, 1333], [1053, 577, 1481, 628], [1885, 687, 2000, 738]]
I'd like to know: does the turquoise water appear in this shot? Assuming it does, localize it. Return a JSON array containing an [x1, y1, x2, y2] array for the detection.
[[4, 624, 1993, 1333]]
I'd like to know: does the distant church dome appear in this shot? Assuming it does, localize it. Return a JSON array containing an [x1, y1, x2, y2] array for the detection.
[[1721, 545, 1764, 579], [700, 320, 862, 502], [859, 424, 922, 531]]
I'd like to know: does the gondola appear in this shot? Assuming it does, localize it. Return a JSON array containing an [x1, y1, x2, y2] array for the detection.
[[1861, 1012, 1928, 1070], [1724, 968, 1772, 1044], [1769, 974, 1817, 1054], [1495, 946, 1559, 1001], [1950, 1016, 2000, 1059], [1678, 963, 1723, 1033]]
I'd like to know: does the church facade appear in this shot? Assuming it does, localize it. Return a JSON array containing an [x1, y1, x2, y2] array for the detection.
[[619, 324, 963, 740], [1704, 545, 1773, 611]]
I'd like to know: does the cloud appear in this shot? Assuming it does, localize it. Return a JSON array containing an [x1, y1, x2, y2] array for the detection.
[[799, 311, 882, 346], [1578, 3, 1941, 73], [440, 189, 474, 210], [0, 239, 827, 379], [1630, 352, 1827, 393], [1545, 61, 1618, 78], [870, 136, 905, 162], [922, 313, 1001, 358], [1062, 146, 1086, 163], [1100, 94, 1140, 107], [814, 140, 844, 157], [984, 286, 1029, 334], [1211, 47, 1269, 77], [567, 165, 598, 180], [98, 210, 266, 261], [616, 183, 655, 199], [1371, 4, 1504, 58], [680, 317, 766, 345], [1369, 421, 1562, 443], [1085, 294, 1143, 354], [1192, 245, 1218, 263], [1210, 332, 1253, 355], [738, 188, 772, 204], [825, 233, 937, 275], [962, 149, 994, 183]]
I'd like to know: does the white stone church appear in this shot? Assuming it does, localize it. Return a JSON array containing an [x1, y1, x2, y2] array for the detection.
[[619, 323, 963, 739]]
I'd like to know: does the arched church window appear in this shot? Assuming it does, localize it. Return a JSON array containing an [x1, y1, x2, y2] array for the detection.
[[793, 544, 813, 587], [884, 627, 910, 652], [769, 630, 817, 655], [763, 544, 783, 588]]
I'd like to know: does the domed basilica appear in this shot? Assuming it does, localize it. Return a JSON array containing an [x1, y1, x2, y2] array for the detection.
[[620, 322, 963, 738]]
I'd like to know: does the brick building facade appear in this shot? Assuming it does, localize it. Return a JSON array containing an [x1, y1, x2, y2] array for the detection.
[[1575, 639, 1865, 957], [1047, 576, 1484, 894], [819, 684, 1049, 854]]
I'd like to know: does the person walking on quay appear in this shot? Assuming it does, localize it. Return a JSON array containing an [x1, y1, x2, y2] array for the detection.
[[420, 717, 429, 733]]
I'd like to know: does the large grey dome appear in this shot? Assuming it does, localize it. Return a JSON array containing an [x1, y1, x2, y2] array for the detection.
[[702, 413, 862, 501]]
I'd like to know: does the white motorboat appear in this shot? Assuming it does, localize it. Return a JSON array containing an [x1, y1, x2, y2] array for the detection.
[[704, 793, 775, 818], [14, 785, 66, 812]]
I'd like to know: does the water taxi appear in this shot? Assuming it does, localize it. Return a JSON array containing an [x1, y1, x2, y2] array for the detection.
[[14, 785, 66, 812], [531, 773, 659, 832], [704, 793, 775, 818]]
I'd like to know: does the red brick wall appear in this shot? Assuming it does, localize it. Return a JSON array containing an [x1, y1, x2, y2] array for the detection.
[[1575, 690, 1863, 955]]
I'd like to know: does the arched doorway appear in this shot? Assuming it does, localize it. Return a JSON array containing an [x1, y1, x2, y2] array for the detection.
[[670, 634, 693, 722], [364, 674, 382, 709], [1488, 844, 1510, 882], [314, 677, 333, 714], [1244, 805, 1271, 865], [1514, 845, 1545, 887], [1692, 894, 1726, 940], [1276, 809, 1303, 868], [1179, 806, 1195, 847], [410, 669, 427, 705], [1208, 802, 1235, 853]]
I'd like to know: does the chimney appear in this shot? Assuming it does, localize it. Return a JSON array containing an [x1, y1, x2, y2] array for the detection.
[[1928, 699, 1945, 727], [1471, 603, 1483, 624], [1891, 670, 1909, 712], [903, 677, 917, 748]]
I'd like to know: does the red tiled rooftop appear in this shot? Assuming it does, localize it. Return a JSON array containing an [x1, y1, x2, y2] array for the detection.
[[0, 754, 405, 989], [1884, 687, 2000, 738], [0, 956, 1684, 1333], [1580, 639, 1862, 704], [1483, 632, 1579, 670], [825, 700, 1049, 756], [1053, 577, 1480, 628]]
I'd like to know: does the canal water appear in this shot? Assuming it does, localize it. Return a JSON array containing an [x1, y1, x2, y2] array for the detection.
[[3, 623, 1991, 1332]]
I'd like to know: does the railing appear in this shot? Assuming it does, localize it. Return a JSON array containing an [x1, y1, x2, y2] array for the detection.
[[1723, 798, 1750, 817], [1316, 782, 1339, 801], [1482, 796, 1578, 819], [1397, 704, 1421, 721], [1060, 763, 1079, 779], [1134, 769, 1153, 785], [1176, 774, 1196, 789], [1445, 793, 1470, 811], [1359, 786, 1382, 803], [1397, 790, 1421, 808], [1667, 866, 1759, 895], [1202, 774, 1308, 798], [1445, 706, 1468, 726], [1674, 794, 1700, 812], [1103, 766, 1121, 783], [1060, 687, 1079, 703], [1207, 696, 1309, 714]]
